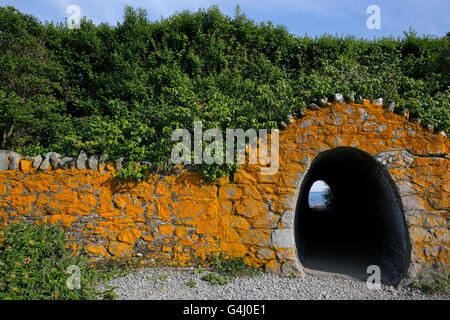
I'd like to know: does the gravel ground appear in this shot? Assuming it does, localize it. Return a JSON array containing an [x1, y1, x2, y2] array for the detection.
[[101, 267, 449, 300]]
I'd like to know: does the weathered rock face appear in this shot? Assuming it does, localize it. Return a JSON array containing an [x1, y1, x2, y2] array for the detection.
[[0, 101, 448, 283]]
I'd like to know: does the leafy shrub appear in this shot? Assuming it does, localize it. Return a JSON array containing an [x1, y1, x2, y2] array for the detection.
[[114, 162, 149, 182], [212, 253, 261, 277], [411, 275, 449, 295], [201, 272, 232, 285], [0, 5, 449, 181], [323, 188, 336, 211], [185, 280, 197, 288], [200, 162, 240, 182], [201, 254, 260, 285], [0, 222, 126, 300]]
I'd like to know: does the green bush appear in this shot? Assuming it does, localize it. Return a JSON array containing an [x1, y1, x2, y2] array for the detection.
[[0, 222, 126, 300], [201, 272, 232, 285], [411, 275, 449, 295], [212, 253, 261, 277], [185, 280, 197, 288], [201, 254, 260, 285], [114, 162, 149, 182], [0, 5, 449, 181], [323, 188, 336, 211]]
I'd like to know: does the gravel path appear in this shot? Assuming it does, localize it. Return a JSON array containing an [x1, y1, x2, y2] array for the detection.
[[102, 267, 449, 300]]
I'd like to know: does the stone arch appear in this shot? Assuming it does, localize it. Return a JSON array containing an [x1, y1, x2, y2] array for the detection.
[[262, 100, 448, 282], [293, 146, 410, 284]]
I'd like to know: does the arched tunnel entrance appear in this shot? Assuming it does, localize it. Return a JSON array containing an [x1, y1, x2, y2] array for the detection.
[[294, 147, 411, 285]]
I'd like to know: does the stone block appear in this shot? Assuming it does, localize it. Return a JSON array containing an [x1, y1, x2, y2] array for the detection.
[[87, 155, 99, 170], [8, 152, 20, 170], [46, 152, 61, 169], [0, 150, 9, 171], [76, 151, 88, 169], [279, 210, 294, 229], [281, 261, 304, 277], [58, 157, 75, 169], [32, 155, 43, 168], [271, 229, 294, 248], [333, 93, 344, 104]]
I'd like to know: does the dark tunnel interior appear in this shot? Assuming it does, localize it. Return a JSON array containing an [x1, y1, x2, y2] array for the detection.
[[294, 147, 411, 285]]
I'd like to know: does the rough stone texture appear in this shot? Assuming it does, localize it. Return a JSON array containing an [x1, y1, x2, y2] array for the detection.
[[46, 152, 61, 170], [0, 150, 9, 171], [334, 93, 344, 104], [348, 93, 355, 103], [307, 103, 319, 111], [281, 260, 304, 276], [87, 155, 99, 170], [318, 98, 329, 108], [38, 154, 50, 170], [59, 157, 75, 169], [279, 210, 294, 229], [272, 229, 295, 248], [116, 157, 125, 170], [385, 102, 395, 113], [99, 154, 108, 169], [0, 100, 448, 282], [32, 155, 43, 168], [8, 152, 20, 170], [373, 98, 383, 106], [76, 151, 88, 169]]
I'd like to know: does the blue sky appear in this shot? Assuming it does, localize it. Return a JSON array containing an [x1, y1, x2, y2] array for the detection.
[[310, 180, 329, 192], [1, 0, 449, 38]]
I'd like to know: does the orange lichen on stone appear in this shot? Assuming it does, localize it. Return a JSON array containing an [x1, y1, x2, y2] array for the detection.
[[108, 241, 132, 257], [158, 224, 174, 236], [174, 226, 187, 238], [86, 243, 107, 256], [156, 201, 172, 221], [118, 228, 142, 244], [45, 214, 78, 228]]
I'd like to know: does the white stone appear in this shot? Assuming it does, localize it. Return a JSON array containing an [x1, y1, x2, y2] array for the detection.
[[76, 151, 88, 169], [0, 150, 9, 171], [385, 101, 395, 112], [271, 229, 294, 248], [8, 152, 21, 170], [32, 155, 43, 168], [87, 155, 99, 170], [279, 210, 294, 229], [59, 157, 75, 169], [46, 152, 61, 169], [39, 155, 50, 170], [333, 93, 344, 104], [373, 98, 383, 106]]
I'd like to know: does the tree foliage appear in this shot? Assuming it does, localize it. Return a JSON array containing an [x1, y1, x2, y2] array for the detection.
[[0, 5, 448, 179]]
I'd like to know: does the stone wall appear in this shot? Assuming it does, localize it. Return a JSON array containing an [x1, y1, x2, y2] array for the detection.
[[0, 99, 448, 282]]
